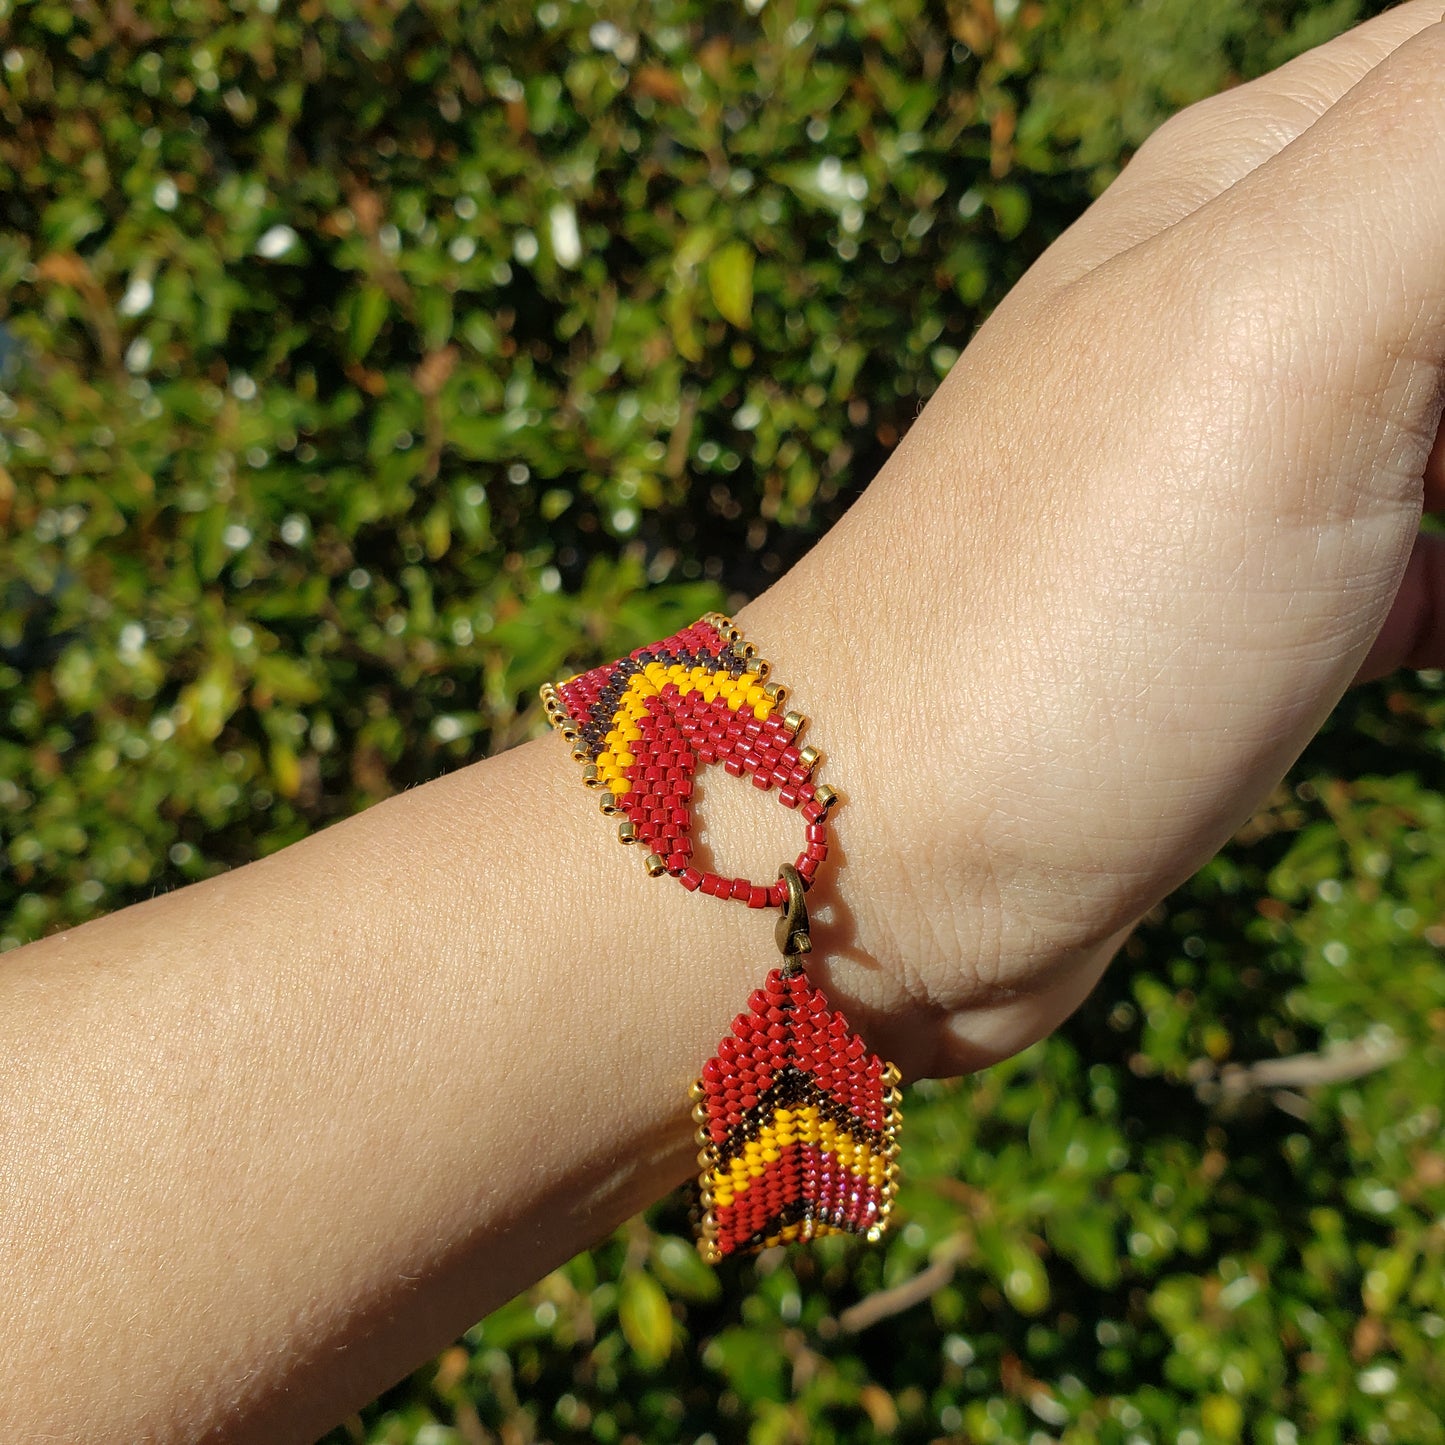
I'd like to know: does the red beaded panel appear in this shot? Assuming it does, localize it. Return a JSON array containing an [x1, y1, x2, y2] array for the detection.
[[544, 615, 901, 1261], [695, 968, 901, 1257], [543, 616, 830, 905]]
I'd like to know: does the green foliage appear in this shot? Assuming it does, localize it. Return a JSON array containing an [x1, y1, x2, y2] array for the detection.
[[5, 0, 1444, 1442]]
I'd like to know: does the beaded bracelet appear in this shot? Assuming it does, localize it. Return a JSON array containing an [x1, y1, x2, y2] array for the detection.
[[541, 613, 902, 1261]]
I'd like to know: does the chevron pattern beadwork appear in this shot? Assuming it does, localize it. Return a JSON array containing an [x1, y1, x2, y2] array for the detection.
[[540, 614, 833, 904], [543, 614, 903, 1261], [691, 967, 902, 1261]]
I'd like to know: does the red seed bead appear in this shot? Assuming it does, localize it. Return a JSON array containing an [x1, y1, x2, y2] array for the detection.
[[679, 867, 703, 891], [778, 785, 801, 808], [731, 878, 753, 901], [805, 841, 828, 861], [746, 885, 770, 909], [806, 823, 828, 843]]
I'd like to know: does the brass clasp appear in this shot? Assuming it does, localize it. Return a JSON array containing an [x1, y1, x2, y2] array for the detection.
[[775, 863, 811, 974]]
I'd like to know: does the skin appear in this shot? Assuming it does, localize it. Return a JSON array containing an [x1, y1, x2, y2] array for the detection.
[[6, 5, 1445, 1439]]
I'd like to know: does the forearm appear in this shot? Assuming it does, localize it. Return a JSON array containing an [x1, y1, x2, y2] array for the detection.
[[4, 568, 998, 1443], [2, 710, 784, 1438]]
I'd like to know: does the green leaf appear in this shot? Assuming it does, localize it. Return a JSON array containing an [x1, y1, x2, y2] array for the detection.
[[708, 240, 754, 329], [617, 1269, 673, 1369], [649, 1235, 721, 1303], [253, 653, 322, 705], [180, 661, 240, 744], [349, 283, 390, 360]]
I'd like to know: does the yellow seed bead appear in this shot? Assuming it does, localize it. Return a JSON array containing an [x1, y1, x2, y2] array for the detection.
[[761, 1147, 779, 1163], [749, 1162, 764, 1178]]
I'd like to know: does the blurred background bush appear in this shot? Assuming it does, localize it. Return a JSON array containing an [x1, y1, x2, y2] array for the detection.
[[4, 0, 1445, 1440]]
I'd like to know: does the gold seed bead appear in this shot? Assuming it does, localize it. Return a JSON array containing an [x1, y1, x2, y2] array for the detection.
[[697, 1148, 716, 1170], [599, 793, 622, 816], [694, 1127, 711, 1147], [644, 852, 667, 877], [782, 710, 808, 737], [814, 784, 840, 813], [745, 656, 770, 679], [698, 1189, 714, 1209], [699, 1240, 723, 1265], [688, 1080, 706, 1102], [865, 1224, 885, 1243], [882, 1062, 902, 1086], [762, 681, 790, 706], [583, 764, 601, 788], [797, 744, 822, 773], [618, 819, 637, 844]]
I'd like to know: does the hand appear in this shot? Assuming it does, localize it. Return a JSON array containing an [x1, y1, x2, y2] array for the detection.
[[743, 3, 1445, 1080]]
